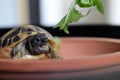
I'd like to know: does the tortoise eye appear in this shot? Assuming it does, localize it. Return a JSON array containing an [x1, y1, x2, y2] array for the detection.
[[34, 37, 41, 44]]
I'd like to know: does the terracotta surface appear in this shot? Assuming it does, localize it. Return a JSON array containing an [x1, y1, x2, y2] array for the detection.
[[60, 38, 120, 59], [1, 37, 120, 79]]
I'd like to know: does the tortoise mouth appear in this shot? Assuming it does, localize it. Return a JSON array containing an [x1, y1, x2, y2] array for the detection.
[[33, 44, 49, 54]]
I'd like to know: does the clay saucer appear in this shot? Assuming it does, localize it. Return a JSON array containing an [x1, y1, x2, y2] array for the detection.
[[1, 37, 120, 80]]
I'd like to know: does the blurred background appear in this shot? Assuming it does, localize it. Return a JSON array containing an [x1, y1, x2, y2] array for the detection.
[[1, 1, 120, 79], [0, 0, 120, 37], [0, 0, 120, 28]]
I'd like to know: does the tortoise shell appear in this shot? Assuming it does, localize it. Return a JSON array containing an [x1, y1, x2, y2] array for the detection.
[[0, 25, 61, 59]]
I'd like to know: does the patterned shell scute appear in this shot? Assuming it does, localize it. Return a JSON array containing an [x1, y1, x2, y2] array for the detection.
[[1, 27, 21, 48], [0, 25, 40, 49]]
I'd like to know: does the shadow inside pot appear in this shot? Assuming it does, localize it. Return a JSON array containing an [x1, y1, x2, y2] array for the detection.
[[60, 38, 120, 59]]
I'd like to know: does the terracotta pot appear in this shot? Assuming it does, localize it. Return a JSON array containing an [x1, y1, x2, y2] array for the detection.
[[1, 37, 120, 80]]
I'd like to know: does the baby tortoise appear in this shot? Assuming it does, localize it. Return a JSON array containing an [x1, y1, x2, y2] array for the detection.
[[0, 25, 61, 59]]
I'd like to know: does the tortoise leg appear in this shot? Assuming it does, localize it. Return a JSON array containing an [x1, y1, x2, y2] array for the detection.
[[12, 41, 26, 59], [14, 51, 22, 59]]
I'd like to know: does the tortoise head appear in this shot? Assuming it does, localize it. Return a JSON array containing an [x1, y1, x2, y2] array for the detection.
[[27, 33, 50, 55]]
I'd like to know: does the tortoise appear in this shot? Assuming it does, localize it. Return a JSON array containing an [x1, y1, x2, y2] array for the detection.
[[0, 25, 61, 59]]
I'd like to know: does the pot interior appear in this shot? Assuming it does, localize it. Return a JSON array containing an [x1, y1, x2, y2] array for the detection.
[[60, 38, 120, 59]]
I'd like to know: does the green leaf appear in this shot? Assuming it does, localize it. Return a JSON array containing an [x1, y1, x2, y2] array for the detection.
[[55, 7, 84, 34], [77, 0, 93, 7], [54, 0, 76, 33], [54, 15, 66, 28], [54, 0, 104, 34], [72, 8, 84, 22], [96, 0, 104, 14], [77, 0, 104, 14], [93, 0, 98, 5]]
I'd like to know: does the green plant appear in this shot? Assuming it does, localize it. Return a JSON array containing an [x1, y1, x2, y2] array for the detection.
[[54, 0, 104, 34]]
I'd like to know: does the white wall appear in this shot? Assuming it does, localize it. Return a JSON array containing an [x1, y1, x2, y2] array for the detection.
[[103, 0, 120, 25], [0, 0, 17, 28], [0, 0, 29, 28], [40, 0, 63, 26], [40, 0, 104, 26], [0, 0, 120, 28], [40, 0, 120, 26]]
